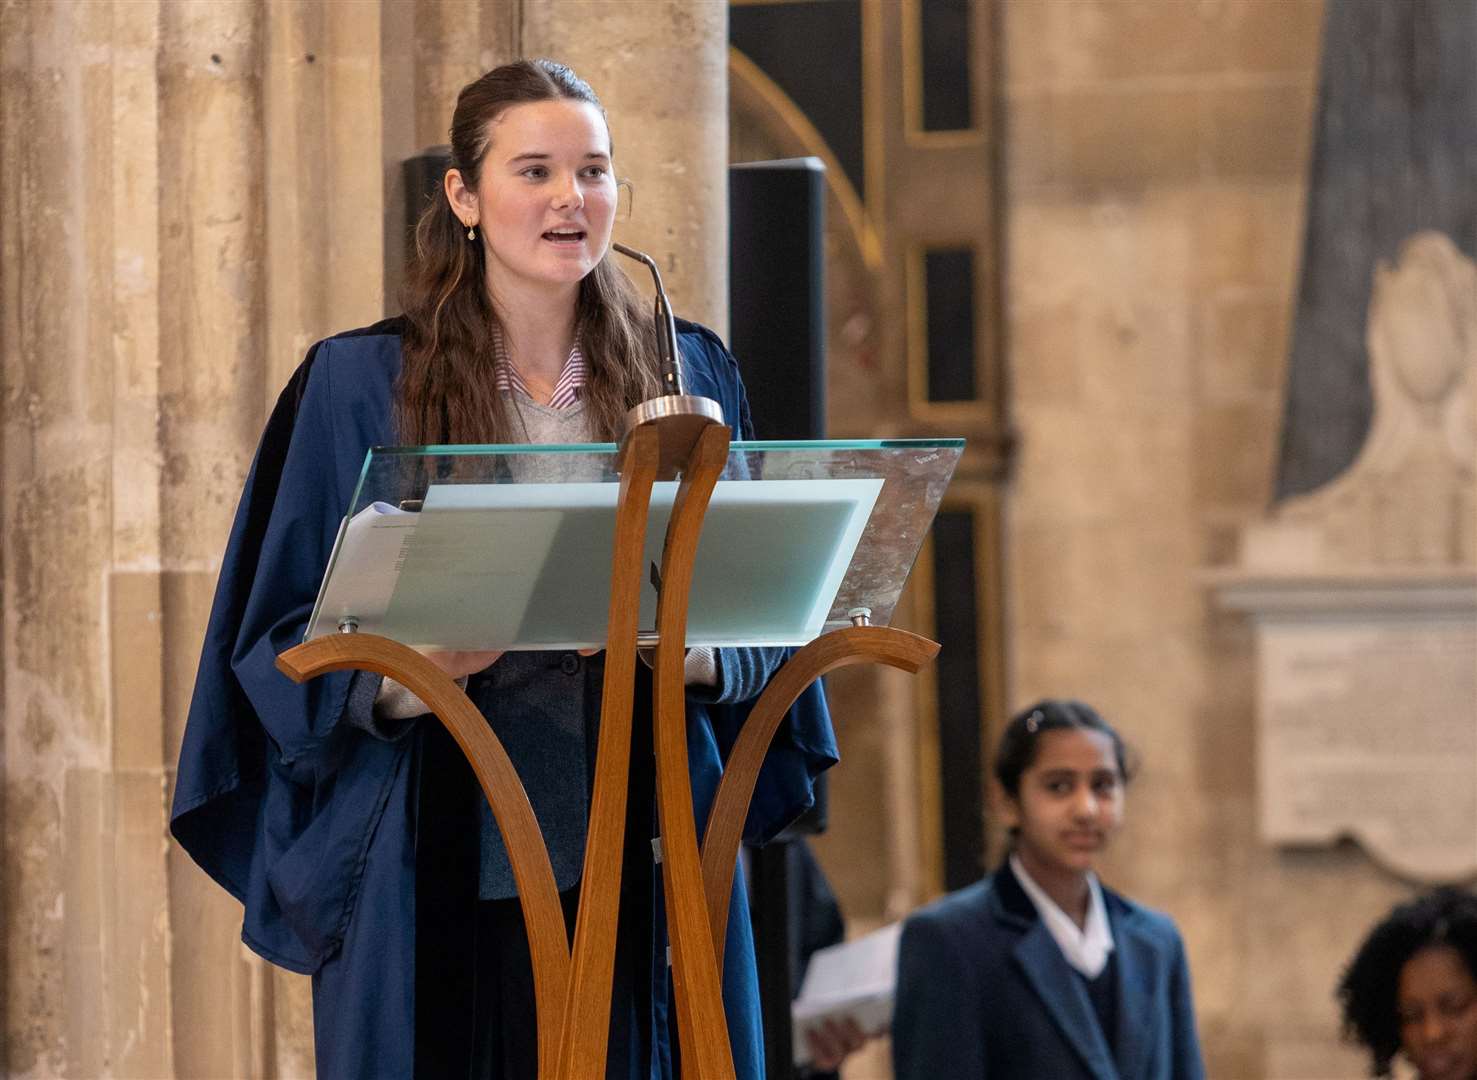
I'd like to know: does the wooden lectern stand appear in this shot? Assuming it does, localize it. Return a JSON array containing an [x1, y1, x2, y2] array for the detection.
[[275, 421, 950, 1079]]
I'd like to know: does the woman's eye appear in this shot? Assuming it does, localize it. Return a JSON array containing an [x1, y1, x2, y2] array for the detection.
[[582, 165, 607, 179], [1093, 779, 1118, 796], [522, 166, 548, 180], [1439, 994, 1476, 1018], [1046, 780, 1072, 795]]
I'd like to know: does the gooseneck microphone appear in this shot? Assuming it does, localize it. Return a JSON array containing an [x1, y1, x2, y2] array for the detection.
[[607, 241, 725, 476], [611, 242, 685, 397]]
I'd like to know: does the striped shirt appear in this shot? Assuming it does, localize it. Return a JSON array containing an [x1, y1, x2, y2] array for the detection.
[[491, 324, 587, 409]]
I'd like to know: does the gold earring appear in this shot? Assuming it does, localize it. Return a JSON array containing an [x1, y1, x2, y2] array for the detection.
[[467, 223, 477, 241]]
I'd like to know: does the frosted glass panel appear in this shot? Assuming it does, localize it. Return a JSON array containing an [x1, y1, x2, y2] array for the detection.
[[306, 439, 962, 649]]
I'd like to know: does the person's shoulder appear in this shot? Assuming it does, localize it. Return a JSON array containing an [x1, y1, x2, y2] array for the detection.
[[672, 318, 749, 432], [674, 317, 729, 355], [905, 876, 996, 935], [316, 316, 406, 360], [674, 318, 739, 375], [1104, 886, 1185, 949], [299, 316, 405, 390], [269, 317, 404, 436], [898, 877, 1006, 978]]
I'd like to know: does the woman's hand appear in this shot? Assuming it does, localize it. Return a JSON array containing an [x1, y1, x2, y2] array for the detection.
[[423, 650, 504, 679], [422, 648, 598, 679], [805, 1017, 868, 1072]]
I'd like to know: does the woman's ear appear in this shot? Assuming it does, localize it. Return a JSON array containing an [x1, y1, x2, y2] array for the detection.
[[444, 168, 478, 226]]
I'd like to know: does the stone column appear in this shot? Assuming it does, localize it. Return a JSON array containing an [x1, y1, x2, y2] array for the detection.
[[2, 0, 102, 1070], [523, 0, 731, 336], [412, 0, 524, 151], [264, 0, 389, 391], [0, 0, 239, 1073], [388, 0, 525, 305], [0, 0, 392, 1072], [155, 1, 281, 1074]]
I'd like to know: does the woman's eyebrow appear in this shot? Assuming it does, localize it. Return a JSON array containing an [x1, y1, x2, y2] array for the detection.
[[507, 150, 611, 164]]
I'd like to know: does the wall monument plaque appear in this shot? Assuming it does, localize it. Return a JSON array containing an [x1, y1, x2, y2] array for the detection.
[[1215, 231, 1477, 885]]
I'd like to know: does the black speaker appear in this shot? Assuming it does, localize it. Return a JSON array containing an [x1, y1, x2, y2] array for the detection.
[[729, 158, 827, 440], [730, 157, 831, 1080], [730, 157, 830, 840], [403, 147, 451, 235]]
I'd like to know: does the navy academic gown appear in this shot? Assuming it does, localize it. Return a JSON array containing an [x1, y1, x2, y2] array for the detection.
[[170, 316, 838, 1078], [892, 862, 1205, 1080]]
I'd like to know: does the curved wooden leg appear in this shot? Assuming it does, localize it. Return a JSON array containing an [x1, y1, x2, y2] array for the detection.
[[278, 430, 938, 1079], [554, 426, 659, 1079], [699, 626, 940, 970], [276, 635, 571, 1077], [651, 421, 736, 1080]]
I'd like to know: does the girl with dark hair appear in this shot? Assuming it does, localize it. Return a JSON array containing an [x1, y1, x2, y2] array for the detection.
[[1339, 888, 1477, 1079], [171, 58, 835, 1079], [893, 699, 1204, 1079]]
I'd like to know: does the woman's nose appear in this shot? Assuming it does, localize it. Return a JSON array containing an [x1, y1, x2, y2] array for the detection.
[[1417, 1011, 1449, 1045], [552, 175, 584, 210]]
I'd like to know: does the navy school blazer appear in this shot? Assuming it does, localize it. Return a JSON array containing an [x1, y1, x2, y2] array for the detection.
[[892, 862, 1205, 1080], [170, 316, 838, 1078]]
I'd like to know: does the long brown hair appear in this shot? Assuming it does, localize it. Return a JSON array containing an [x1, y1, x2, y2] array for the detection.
[[397, 59, 660, 445]]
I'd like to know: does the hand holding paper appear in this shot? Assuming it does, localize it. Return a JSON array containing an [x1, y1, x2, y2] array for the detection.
[[791, 921, 901, 1068]]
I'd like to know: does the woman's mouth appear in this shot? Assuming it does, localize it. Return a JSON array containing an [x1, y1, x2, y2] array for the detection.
[[543, 228, 586, 245], [1414, 1051, 1463, 1080]]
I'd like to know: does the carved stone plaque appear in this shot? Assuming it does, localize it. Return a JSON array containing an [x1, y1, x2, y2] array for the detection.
[[1216, 223, 1477, 883], [1255, 614, 1476, 882]]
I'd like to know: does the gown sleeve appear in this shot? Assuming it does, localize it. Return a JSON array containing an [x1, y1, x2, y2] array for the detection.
[[170, 351, 325, 902], [229, 342, 362, 765], [172, 331, 411, 973]]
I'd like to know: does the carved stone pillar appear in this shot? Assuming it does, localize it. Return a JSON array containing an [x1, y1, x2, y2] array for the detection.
[[155, 2, 283, 1073], [1215, 231, 1477, 885], [0, 0, 270, 1073]]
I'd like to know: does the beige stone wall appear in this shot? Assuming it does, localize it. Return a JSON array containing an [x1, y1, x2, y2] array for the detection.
[[1000, 1, 1411, 1075], [0, 2, 726, 1074]]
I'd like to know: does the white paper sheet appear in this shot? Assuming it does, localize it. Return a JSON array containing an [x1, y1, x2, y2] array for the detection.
[[791, 921, 901, 1067], [311, 501, 419, 634]]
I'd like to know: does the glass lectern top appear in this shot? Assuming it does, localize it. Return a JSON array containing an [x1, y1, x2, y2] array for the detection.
[[306, 438, 963, 650]]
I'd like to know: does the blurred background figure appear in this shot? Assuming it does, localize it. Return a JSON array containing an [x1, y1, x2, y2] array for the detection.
[[1339, 889, 1477, 1080], [781, 839, 865, 1078], [892, 701, 1203, 1079]]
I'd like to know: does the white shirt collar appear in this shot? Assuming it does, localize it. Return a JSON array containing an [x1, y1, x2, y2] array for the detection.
[[1009, 853, 1115, 978]]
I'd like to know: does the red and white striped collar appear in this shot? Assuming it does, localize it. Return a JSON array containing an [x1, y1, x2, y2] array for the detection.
[[491, 323, 587, 410]]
